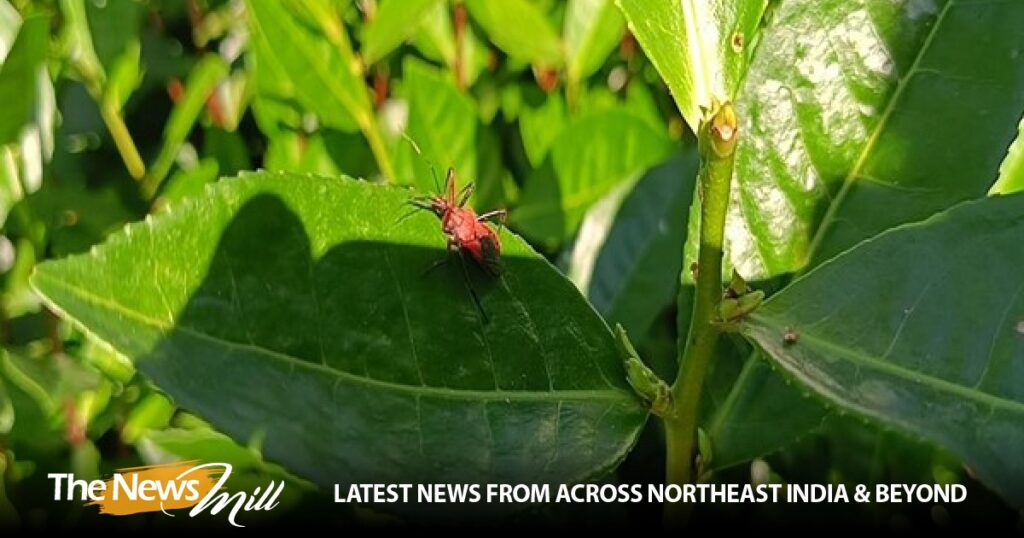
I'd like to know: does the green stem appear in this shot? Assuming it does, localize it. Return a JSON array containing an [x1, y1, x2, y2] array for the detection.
[[100, 102, 146, 180], [361, 114, 396, 182], [663, 102, 738, 527]]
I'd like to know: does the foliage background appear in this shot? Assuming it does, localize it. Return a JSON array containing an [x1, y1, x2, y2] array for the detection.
[[0, 0, 1021, 529]]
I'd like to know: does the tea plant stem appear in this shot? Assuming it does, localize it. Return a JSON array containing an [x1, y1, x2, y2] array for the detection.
[[99, 103, 146, 180], [362, 115, 396, 181], [664, 102, 737, 527], [308, 4, 396, 182]]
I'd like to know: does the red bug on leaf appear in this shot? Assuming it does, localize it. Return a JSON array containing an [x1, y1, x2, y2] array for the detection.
[[409, 167, 507, 276]]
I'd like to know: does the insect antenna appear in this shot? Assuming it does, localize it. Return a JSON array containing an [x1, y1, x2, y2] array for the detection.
[[401, 132, 443, 194]]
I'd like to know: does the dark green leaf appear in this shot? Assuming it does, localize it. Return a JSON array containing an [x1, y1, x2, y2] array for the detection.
[[743, 194, 1024, 505], [362, 0, 442, 65], [513, 108, 673, 249], [31, 172, 646, 488], [617, 0, 769, 132], [702, 0, 1024, 470], [464, 0, 563, 66], [705, 352, 827, 470], [568, 152, 697, 337], [84, 0, 143, 74]]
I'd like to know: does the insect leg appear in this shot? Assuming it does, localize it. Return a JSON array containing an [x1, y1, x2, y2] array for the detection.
[[395, 198, 434, 225], [421, 238, 457, 276], [476, 209, 507, 224], [455, 249, 489, 324]]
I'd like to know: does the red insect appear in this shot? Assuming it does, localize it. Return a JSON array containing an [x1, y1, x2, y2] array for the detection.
[[409, 167, 507, 276]]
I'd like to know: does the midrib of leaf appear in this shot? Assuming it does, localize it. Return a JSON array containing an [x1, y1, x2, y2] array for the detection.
[[801, 0, 953, 271], [681, 0, 716, 108], [33, 267, 634, 405], [748, 313, 1024, 416]]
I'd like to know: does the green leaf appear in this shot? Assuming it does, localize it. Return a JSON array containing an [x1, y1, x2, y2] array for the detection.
[[396, 58, 478, 193], [513, 108, 673, 249], [362, 0, 442, 65], [414, 1, 489, 88], [519, 90, 566, 168], [31, 172, 646, 488], [617, 0, 768, 133], [263, 131, 341, 176], [991, 115, 1024, 195], [703, 0, 1024, 470], [246, 0, 371, 132], [143, 55, 228, 197], [464, 0, 563, 66], [84, 0, 143, 74], [704, 352, 828, 470], [568, 152, 697, 337], [742, 193, 1024, 505], [0, 15, 47, 147], [724, 0, 1024, 280], [565, 0, 625, 82]]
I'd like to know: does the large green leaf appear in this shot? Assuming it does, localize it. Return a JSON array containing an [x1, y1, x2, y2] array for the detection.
[[512, 108, 673, 249], [31, 173, 646, 489], [724, 0, 1024, 280], [565, 0, 625, 83], [246, 0, 371, 132], [617, 0, 769, 133], [396, 59, 478, 194], [464, 0, 563, 67], [704, 352, 829, 470], [568, 152, 697, 337], [743, 193, 1024, 505], [704, 0, 1024, 471], [362, 0, 442, 65], [0, 15, 46, 147]]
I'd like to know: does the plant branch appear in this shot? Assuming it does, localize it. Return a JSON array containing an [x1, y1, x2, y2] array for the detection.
[[663, 101, 737, 527], [99, 102, 146, 180], [361, 113, 396, 181]]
